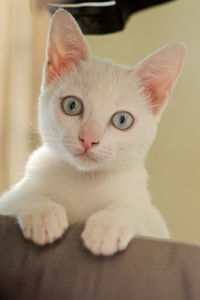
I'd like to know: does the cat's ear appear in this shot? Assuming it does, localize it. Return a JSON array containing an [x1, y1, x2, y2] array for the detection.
[[44, 9, 90, 85], [135, 44, 186, 118]]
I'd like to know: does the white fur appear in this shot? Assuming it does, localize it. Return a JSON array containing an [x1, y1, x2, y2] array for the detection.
[[0, 11, 185, 256]]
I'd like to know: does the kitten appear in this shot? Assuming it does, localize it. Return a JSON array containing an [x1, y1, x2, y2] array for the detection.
[[0, 10, 186, 256]]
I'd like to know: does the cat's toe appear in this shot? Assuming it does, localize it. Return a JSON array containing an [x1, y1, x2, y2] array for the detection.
[[82, 214, 135, 256], [18, 203, 68, 245]]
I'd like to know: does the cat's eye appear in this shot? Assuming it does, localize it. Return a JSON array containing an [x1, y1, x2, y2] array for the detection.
[[62, 96, 83, 116], [111, 111, 134, 130]]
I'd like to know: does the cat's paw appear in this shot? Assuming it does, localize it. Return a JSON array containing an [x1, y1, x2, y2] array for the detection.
[[81, 212, 135, 256], [18, 202, 68, 245]]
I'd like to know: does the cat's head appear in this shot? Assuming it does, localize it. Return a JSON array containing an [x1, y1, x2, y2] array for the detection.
[[38, 10, 186, 172]]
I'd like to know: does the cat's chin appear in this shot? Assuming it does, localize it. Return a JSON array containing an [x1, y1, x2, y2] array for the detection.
[[71, 157, 107, 172], [66, 152, 113, 172]]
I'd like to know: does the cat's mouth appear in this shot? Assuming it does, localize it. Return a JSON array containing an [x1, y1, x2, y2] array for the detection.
[[69, 148, 115, 171], [75, 151, 99, 163]]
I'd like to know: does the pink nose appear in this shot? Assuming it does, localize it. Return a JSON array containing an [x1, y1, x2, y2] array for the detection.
[[79, 133, 100, 151]]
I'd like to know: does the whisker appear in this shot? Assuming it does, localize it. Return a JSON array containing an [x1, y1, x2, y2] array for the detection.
[[63, 142, 80, 149], [63, 134, 76, 139], [100, 146, 113, 151], [63, 139, 77, 144], [63, 138, 78, 145], [95, 149, 113, 155], [62, 135, 75, 140], [94, 153, 112, 159]]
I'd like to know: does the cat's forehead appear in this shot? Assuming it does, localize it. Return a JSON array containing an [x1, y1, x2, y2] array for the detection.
[[60, 58, 140, 108]]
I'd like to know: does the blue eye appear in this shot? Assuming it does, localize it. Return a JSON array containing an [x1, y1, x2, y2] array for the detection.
[[112, 111, 134, 130], [62, 96, 83, 116]]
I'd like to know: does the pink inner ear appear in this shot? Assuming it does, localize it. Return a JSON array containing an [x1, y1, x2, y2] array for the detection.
[[137, 44, 186, 115], [45, 10, 90, 86], [149, 62, 182, 114], [143, 72, 175, 114], [47, 41, 78, 85]]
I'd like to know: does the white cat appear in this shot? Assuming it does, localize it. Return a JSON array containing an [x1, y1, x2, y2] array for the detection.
[[0, 10, 186, 256]]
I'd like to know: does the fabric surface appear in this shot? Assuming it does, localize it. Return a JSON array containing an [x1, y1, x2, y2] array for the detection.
[[0, 215, 200, 300], [47, 0, 176, 34]]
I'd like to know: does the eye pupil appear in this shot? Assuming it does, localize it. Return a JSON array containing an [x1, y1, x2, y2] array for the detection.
[[120, 115, 125, 124], [70, 101, 75, 110]]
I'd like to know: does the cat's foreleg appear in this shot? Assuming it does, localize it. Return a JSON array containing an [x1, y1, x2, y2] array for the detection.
[[0, 183, 68, 245], [81, 204, 169, 256]]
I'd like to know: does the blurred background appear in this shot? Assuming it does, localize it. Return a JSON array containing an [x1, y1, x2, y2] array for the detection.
[[0, 0, 199, 243]]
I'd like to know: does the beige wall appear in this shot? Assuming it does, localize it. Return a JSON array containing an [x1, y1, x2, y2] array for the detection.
[[86, 0, 200, 243], [1, 0, 199, 243]]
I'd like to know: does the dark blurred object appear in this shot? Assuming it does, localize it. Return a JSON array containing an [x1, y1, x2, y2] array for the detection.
[[36, 0, 176, 34]]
